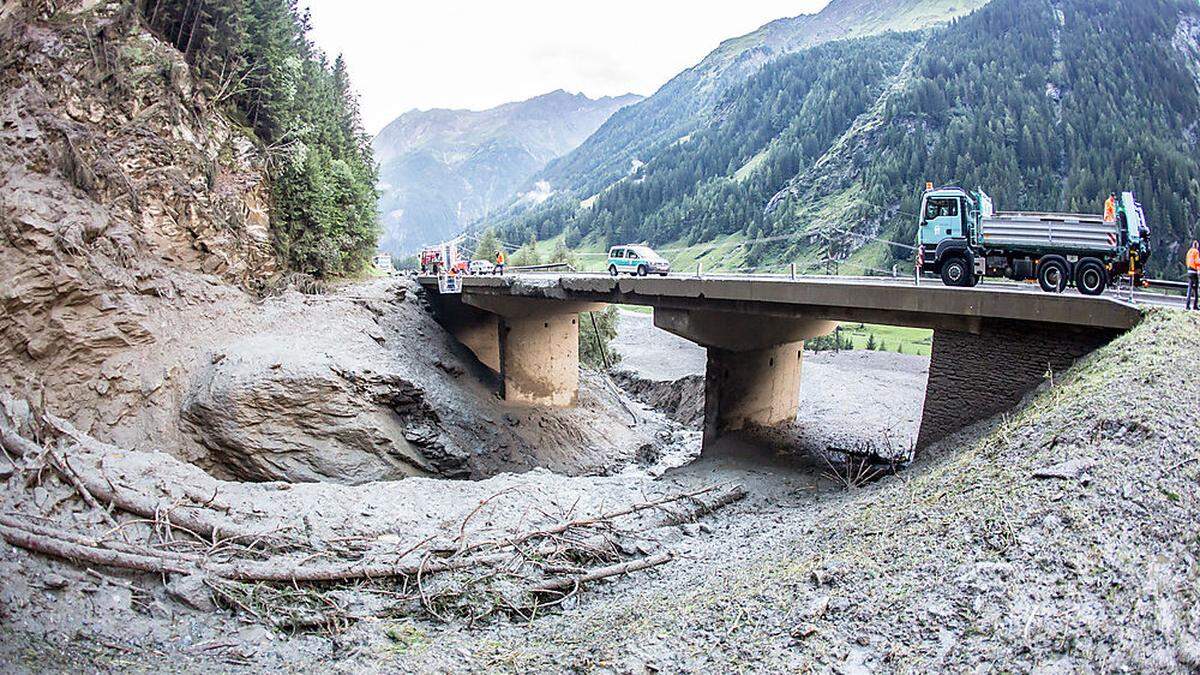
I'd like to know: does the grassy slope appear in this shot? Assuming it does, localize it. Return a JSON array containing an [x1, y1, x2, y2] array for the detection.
[[396, 309, 1200, 671]]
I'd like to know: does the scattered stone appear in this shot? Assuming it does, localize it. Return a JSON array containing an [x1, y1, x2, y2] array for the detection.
[[791, 623, 818, 640], [1032, 458, 1096, 482], [41, 573, 69, 590], [680, 523, 701, 537], [166, 573, 216, 612], [806, 595, 830, 620]]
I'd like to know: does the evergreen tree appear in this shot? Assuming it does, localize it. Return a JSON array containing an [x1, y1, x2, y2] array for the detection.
[[140, 0, 379, 277], [471, 229, 501, 261]]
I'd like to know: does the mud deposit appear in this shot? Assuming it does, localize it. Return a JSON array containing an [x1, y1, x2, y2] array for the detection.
[[611, 308, 931, 454]]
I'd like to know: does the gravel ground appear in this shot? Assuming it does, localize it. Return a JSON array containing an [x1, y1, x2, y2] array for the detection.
[[375, 309, 1200, 672]]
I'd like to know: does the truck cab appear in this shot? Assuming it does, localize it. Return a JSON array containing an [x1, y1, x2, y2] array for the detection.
[[918, 187, 971, 246], [917, 183, 1149, 295], [918, 186, 982, 286]]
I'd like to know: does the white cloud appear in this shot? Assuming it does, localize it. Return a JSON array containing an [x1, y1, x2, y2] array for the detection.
[[301, 0, 830, 134]]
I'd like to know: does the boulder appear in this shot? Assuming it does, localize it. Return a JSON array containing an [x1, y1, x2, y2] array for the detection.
[[181, 336, 454, 484]]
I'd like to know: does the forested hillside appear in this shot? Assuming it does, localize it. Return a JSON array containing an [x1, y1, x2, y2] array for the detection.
[[532, 0, 988, 202], [501, 0, 1200, 278], [138, 0, 378, 276]]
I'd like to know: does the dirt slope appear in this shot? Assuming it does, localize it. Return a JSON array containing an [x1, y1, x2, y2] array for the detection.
[[0, 0, 276, 444]]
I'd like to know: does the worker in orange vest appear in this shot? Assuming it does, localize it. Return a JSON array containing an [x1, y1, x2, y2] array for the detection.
[[1103, 192, 1117, 223], [495, 250, 506, 276], [1187, 240, 1200, 310]]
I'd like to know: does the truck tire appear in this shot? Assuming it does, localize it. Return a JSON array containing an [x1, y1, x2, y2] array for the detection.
[[940, 257, 971, 287], [637, 265, 648, 277], [1037, 257, 1068, 293], [609, 264, 618, 276], [1074, 259, 1108, 296]]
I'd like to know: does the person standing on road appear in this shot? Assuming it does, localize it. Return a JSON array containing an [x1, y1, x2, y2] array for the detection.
[[1103, 192, 1117, 223], [1187, 240, 1200, 310], [495, 250, 506, 276]]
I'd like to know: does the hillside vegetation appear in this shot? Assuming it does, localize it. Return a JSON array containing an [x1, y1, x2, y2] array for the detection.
[[138, 0, 379, 276], [532, 0, 988, 201], [500, 0, 1200, 279]]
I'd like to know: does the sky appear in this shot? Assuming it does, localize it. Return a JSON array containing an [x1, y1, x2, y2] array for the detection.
[[301, 1, 831, 134]]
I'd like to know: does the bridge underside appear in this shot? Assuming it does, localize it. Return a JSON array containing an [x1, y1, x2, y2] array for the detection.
[[424, 280, 1128, 455]]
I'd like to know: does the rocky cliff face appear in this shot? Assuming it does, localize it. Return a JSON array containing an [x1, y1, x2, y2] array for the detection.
[[0, 1, 277, 423], [0, 2, 663, 484]]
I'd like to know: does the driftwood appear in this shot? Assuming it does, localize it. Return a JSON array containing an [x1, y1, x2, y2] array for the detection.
[[465, 484, 724, 554], [1, 408, 740, 625], [532, 552, 673, 594], [33, 415, 263, 541], [658, 485, 748, 526], [0, 417, 39, 459], [0, 521, 194, 576], [0, 482, 710, 583]]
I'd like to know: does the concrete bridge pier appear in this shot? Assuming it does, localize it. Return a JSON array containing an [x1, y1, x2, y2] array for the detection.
[[454, 295, 604, 407], [653, 308, 837, 447]]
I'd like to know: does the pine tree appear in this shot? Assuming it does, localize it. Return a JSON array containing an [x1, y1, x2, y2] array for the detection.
[[472, 229, 501, 262]]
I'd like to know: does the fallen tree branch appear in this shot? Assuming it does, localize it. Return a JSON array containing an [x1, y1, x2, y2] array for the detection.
[[0, 416, 39, 459], [531, 552, 673, 595], [659, 485, 748, 526], [467, 484, 725, 554], [0, 521, 194, 576], [45, 450, 118, 527], [30, 415, 265, 541]]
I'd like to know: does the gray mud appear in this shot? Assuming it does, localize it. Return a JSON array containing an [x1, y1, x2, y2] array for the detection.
[[611, 308, 930, 453]]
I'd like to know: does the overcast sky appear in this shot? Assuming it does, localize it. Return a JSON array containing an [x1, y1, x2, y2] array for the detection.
[[301, 1, 830, 134]]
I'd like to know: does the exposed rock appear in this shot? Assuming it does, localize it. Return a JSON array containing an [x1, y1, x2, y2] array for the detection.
[[612, 371, 705, 428], [0, 1, 276, 444], [165, 573, 216, 612], [1032, 458, 1096, 482], [181, 338, 458, 484]]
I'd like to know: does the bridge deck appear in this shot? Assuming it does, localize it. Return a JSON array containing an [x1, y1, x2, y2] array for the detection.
[[420, 273, 1142, 332]]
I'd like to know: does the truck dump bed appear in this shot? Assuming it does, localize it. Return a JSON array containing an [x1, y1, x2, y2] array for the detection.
[[979, 211, 1119, 253]]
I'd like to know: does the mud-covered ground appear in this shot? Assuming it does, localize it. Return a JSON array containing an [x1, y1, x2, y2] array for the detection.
[[0, 289, 937, 673], [612, 308, 929, 452], [4, 297, 1197, 673]]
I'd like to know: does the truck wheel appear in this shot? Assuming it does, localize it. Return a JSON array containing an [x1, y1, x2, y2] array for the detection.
[[1037, 258, 1068, 293], [1075, 259, 1108, 296], [609, 265, 618, 277], [637, 265, 648, 277], [940, 257, 971, 287]]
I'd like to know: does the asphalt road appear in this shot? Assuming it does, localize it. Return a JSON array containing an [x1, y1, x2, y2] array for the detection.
[[494, 270, 1187, 310]]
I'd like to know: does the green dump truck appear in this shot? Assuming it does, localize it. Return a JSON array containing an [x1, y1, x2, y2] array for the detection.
[[916, 186, 1150, 295]]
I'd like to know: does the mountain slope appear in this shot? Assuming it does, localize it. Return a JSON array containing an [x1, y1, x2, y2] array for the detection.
[[530, 0, 990, 203], [372, 90, 640, 254], [502, 0, 1200, 279]]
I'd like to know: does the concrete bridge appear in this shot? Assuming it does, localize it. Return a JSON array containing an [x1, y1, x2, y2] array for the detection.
[[419, 274, 1142, 450]]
